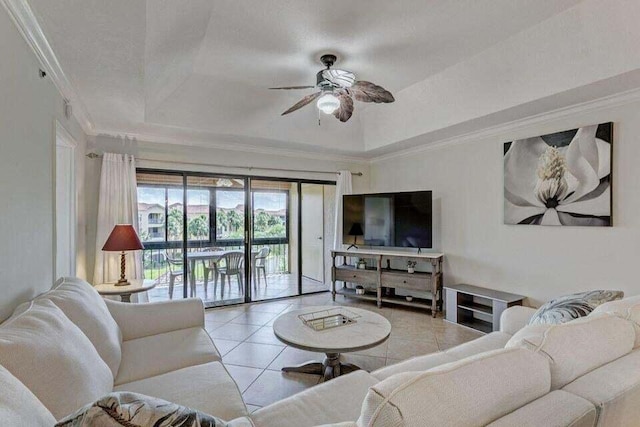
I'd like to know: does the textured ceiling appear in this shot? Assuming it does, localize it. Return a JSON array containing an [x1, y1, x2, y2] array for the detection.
[[27, 0, 583, 155]]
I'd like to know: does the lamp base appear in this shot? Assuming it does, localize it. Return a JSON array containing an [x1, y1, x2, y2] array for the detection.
[[114, 279, 131, 287], [346, 244, 358, 250]]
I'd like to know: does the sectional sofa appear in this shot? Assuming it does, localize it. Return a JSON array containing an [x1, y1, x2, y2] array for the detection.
[[0, 277, 638, 426]]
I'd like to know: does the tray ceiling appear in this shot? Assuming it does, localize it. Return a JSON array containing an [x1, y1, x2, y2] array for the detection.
[[26, 0, 583, 156]]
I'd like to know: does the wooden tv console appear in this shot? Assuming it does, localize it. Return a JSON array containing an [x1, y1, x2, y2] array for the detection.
[[331, 249, 444, 317]]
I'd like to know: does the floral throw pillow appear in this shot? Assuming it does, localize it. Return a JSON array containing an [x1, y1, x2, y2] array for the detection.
[[528, 290, 624, 326], [56, 392, 227, 427]]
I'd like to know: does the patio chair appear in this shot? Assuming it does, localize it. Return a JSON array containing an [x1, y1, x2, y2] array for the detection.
[[202, 247, 224, 296], [218, 251, 245, 297], [164, 249, 186, 299], [254, 246, 270, 288]]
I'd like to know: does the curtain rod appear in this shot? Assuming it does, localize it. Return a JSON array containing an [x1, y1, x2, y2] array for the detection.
[[85, 153, 363, 176]]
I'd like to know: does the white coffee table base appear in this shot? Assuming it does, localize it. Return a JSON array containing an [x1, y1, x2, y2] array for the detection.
[[282, 352, 360, 381]]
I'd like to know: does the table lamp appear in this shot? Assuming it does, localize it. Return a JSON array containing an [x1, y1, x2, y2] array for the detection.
[[347, 222, 363, 250], [102, 224, 144, 286]]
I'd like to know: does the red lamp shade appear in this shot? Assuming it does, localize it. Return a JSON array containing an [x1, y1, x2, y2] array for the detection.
[[102, 224, 144, 252]]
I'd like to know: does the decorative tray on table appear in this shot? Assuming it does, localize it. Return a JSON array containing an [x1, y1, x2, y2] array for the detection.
[[298, 308, 360, 331]]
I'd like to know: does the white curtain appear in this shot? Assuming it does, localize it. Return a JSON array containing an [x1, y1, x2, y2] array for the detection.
[[93, 153, 142, 286], [333, 171, 353, 250]]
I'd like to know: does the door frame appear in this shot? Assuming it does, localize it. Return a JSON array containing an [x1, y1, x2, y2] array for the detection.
[[136, 168, 335, 306], [54, 120, 77, 279]]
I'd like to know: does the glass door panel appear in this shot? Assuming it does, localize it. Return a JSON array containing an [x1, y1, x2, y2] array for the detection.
[[186, 175, 246, 307], [136, 172, 185, 302], [249, 180, 297, 301], [301, 184, 332, 294]]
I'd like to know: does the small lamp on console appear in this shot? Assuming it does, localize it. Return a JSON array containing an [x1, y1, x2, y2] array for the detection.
[[102, 224, 144, 286], [347, 222, 363, 250]]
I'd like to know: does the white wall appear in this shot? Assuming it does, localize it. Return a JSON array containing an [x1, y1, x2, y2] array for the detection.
[[0, 5, 87, 321], [369, 96, 640, 306], [84, 135, 369, 280]]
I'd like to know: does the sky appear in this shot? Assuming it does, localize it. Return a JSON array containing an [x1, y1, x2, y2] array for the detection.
[[138, 187, 286, 211]]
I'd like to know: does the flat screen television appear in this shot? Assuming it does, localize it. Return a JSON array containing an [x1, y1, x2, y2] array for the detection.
[[343, 190, 432, 249]]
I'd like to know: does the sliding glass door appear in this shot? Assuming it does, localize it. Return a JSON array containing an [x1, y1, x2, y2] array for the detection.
[[137, 170, 334, 307], [249, 179, 297, 302]]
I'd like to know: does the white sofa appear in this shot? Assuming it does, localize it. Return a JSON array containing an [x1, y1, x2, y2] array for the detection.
[[0, 277, 249, 425], [1, 278, 639, 427]]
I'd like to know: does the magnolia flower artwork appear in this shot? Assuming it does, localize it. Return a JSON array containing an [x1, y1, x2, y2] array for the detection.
[[504, 123, 612, 226]]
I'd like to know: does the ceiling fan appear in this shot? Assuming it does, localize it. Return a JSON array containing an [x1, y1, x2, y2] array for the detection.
[[270, 54, 394, 123]]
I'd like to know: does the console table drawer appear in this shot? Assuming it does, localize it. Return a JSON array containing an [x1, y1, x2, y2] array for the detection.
[[335, 268, 378, 284], [381, 271, 429, 291]]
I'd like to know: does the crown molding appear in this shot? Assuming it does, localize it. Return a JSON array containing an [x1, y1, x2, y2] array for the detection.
[[1, 0, 94, 133], [369, 86, 640, 163], [90, 128, 371, 165]]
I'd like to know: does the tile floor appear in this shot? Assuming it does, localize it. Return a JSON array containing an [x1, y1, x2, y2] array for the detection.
[[204, 291, 483, 411]]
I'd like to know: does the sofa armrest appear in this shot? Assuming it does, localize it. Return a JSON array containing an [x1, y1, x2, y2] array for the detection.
[[105, 298, 205, 341], [500, 306, 538, 336]]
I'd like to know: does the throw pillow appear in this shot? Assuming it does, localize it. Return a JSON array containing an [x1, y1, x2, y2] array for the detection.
[[0, 299, 114, 420], [56, 392, 228, 427], [528, 290, 624, 325]]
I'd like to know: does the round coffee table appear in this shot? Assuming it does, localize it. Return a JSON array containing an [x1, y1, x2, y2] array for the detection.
[[273, 305, 391, 381]]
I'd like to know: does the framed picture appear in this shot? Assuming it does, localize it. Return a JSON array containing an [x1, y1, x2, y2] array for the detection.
[[504, 122, 612, 226]]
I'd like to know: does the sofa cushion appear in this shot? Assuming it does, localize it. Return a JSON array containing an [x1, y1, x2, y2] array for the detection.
[[443, 331, 511, 360], [115, 326, 221, 385], [252, 370, 378, 427], [55, 391, 231, 427], [0, 300, 114, 420], [506, 313, 635, 389], [371, 331, 511, 381], [0, 364, 56, 426], [562, 349, 640, 427], [114, 361, 247, 421], [529, 290, 624, 326], [487, 390, 596, 427], [371, 352, 455, 381], [41, 277, 123, 377], [358, 348, 550, 427], [592, 295, 640, 348]]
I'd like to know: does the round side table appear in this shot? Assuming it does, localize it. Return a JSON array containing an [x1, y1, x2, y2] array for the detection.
[[95, 279, 156, 303]]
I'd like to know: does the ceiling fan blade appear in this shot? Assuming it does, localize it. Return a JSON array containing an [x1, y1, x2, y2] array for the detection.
[[281, 92, 321, 115], [321, 69, 356, 88], [350, 81, 395, 103], [333, 92, 354, 122], [269, 85, 316, 90]]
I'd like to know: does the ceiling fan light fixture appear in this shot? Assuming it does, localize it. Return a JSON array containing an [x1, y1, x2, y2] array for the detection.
[[316, 93, 340, 114]]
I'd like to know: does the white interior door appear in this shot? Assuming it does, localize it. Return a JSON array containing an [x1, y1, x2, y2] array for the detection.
[[55, 122, 76, 279], [301, 184, 324, 283]]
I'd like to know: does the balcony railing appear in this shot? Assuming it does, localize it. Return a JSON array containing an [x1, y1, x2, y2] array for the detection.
[[142, 243, 290, 288]]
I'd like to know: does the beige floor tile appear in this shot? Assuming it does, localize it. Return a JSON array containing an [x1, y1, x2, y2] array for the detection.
[[246, 302, 291, 314], [204, 319, 228, 332], [341, 354, 386, 372], [385, 357, 403, 366], [209, 323, 261, 341], [267, 346, 325, 371], [389, 323, 438, 342], [246, 404, 262, 413], [229, 311, 279, 326], [225, 365, 264, 393], [243, 370, 320, 407], [205, 308, 246, 323], [212, 339, 242, 356], [351, 339, 389, 358], [386, 337, 439, 360], [224, 342, 285, 369], [245, 326, 285, 346]]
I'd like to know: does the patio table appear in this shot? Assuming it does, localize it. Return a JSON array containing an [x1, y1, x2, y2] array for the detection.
[[186, 249, 260, 296]]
